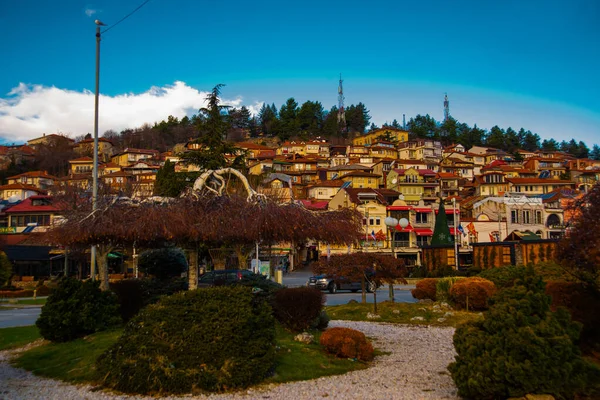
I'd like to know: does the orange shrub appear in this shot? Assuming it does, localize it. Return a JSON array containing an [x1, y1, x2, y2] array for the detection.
[[449, 277, 496, 311], [411, 278, 438, 301], [320, 327, 374, 361]]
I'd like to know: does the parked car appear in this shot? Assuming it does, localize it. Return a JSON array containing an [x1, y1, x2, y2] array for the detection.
[[307, 274, 377, 294], [197, 269, 255, 288]]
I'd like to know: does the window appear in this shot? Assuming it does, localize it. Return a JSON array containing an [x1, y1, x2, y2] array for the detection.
[[10, 214, 51, 227], [511, 210, 519, 223], [535, 211, 542, 224], [369, 218, 374, 226], [416, 213, 428, 224], [375, 218, 381, 226], [522, 210, 531, 224]]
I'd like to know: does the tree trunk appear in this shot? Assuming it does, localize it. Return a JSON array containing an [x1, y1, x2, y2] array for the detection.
[[97, 244, 111, 291], [188, 246, 198, 290], [389, 283, 395, 302], [361, 276, 366, 304]]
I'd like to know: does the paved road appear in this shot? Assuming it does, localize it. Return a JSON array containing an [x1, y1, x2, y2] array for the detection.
[[282, 268, 417, 306], [0, 270, 417, 328], [0, 306, 41, 329]]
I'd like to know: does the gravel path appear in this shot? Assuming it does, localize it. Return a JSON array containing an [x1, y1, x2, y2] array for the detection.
[[0, 321, 459, 400]]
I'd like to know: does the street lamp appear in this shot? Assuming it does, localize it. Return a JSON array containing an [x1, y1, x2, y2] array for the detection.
[[90, 19, 106, 280], [385, 216, 408, 302]]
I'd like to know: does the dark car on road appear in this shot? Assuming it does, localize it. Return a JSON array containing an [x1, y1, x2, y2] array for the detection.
[[197, 269, 255, 288], [307, 274, 377, 294]]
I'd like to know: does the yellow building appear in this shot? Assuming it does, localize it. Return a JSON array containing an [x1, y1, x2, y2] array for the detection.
[[337, 171, 380, 189], [386, 168, 438, 203], [352, 128, 409, 147], [69, 157, 94, 175]]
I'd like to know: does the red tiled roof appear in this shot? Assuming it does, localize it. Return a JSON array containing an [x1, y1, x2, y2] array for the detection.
[[5, 195, 61, 213], [0, 183, 46, 193], [7, 171, 57, 180], [69, 156, 94, 163], [505, 178, 574, 184]]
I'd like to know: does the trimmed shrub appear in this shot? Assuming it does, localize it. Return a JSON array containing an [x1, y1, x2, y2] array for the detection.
[[0, 289, 34, 298], [449, 267, 600, 399], [139, 277, 187, 305], [320, 327, 374, 361], [310, 310, 330, 331], [234, 273, 283, 306], [110, 279, 146, 322], [449, 277, 496, 311], [0, 251, 12, 287], [546, 280, 600, 349], [34, 285, 53, 296], [410, 278, 438, 301], [478, 265, 527, 288], [96, 286, 275, 395], [435, 277, 465, 302], [272, 287, 324, 332], [36, 278, 121, 342], [137, 247, 187, 280]]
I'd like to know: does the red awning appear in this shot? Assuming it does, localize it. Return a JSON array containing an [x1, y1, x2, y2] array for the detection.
[[394, 223, 414, 232], [435, 208, 460, 214], [414, 228, 433, 236], [414, 208, 433, 213], [449, 227, 459, 235], [387, 206, 413, 211]]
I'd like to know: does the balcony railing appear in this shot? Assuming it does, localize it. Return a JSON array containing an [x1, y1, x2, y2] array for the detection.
[[391, 240, 411, 248]]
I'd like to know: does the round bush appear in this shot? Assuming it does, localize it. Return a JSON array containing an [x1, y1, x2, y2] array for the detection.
[[138, 247, 187, 280], [449, 268, 599, 399], [410, 278, 438, 301], [272, 287, 324, 332], [36, 278, 121, 342], [96, 286, 276, 395], [449, 277, 496, 311], [34, 285, 53, 296], [320, 327, 374, 361]]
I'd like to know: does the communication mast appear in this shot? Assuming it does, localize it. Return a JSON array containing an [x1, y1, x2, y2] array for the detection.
[[443, 93, 450, 121], [337, 74, 346, 130]]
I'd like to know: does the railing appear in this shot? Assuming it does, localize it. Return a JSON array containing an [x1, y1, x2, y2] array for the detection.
[[391, 240, 412, 248]]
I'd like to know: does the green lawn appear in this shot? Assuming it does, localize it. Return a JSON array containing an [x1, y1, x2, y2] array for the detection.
[[0, 326, 41, 351], [12, 324, 368, 387], [265, 324, 368, 383], [12, 329, 122, 383], [15, 298, 47, 305], [326, 300, 482, 327]]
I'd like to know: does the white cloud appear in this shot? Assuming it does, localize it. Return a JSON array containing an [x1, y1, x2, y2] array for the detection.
[[84, 8, 97, 17], [0, 81, 260, 143]]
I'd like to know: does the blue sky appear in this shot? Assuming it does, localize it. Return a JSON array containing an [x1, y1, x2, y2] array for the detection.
[[0, 0, 598, 146]]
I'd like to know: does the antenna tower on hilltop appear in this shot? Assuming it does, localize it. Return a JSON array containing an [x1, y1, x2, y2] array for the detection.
[[337, 74, 346, 130], [443, 93, 450, 121]]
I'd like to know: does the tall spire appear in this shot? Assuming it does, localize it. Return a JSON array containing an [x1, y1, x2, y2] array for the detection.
[[443, 93, 450, 121], [337, 74, 346, 130]]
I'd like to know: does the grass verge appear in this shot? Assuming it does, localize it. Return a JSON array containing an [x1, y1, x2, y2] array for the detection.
[[0, 326, 41, 351], [13, 324, 367, 387], [16, 298, 47, 305], [12, 329, 122, 383], [265, 324, 368, 384], [326, 300, 482, 327]]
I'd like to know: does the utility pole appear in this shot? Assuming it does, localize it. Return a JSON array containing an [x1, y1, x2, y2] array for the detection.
[[91, 20, 106, 280]]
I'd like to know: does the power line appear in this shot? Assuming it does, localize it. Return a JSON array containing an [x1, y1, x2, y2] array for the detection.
[[102, 0, 152, 34]]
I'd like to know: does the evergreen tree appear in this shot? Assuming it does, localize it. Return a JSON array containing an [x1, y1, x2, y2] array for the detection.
[[180, 84, 245, 171], [486, 125, 506, 150], [440, 116, 459, 145], [590, 144, 600, 160], [278, 98, 300, 140], [541, 138, 559, 151], [431, 201, 453, 245], [345, 103, 371, 134], [449, 267, 598, 399], [407, 114, 439, 139]]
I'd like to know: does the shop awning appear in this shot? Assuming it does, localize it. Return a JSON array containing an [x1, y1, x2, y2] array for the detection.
[[414, 228, 433, 236], [435, 208, 460, 214], [395, 223, 414, 232], [414, 208, 433, 213], [387, 205, 413, 211], [449, 227, 460, 236]]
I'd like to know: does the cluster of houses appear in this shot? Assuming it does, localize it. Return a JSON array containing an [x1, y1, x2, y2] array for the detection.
[[1, 128, 598, 277]]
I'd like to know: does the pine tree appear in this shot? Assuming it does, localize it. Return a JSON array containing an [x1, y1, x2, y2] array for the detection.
[[449, 267, 598, 399]]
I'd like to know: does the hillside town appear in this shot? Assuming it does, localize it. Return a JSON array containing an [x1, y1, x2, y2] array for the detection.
[[1, 125, 598, 278]]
